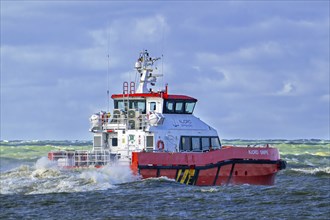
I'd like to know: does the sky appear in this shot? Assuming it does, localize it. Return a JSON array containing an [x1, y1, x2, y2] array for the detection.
[[1, 1, 329, 140]]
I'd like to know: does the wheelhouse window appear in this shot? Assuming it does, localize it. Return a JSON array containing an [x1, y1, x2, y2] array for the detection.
[[129, 100, 146, 113], [185, 102, 196, 114], [192, 137, 201, 151], [114, 100, 126, 110], [180, 136, 221, 152], [163, 100, 197, 114], [211, 137, 221, 149], [114, 99, 146, 113], [175, 101, 184, 113], [165, 100, 175, 113], [201, 137, 210, 151], [181, 137, 191, 151]]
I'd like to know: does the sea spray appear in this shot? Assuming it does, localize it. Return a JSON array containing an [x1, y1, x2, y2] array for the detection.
[[0, 157, 142, 194], [79, 164, 140, 185], [31, 157, 60, 178], [35, 156, 57, 170]]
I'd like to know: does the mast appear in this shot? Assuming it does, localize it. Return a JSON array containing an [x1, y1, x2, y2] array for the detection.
[[134, 50, 162, 93]]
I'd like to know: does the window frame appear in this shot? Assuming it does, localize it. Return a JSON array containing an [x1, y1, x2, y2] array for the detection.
[[201, 137, 211, 151], [112, 138, 118, 147], [179, 136, 221, 152], [149, 102, 156, 111], [191, 137, 201, 151], [211, 137, 221, 149], [165, 100, 175, 113], [114, 99, 146, 114], [163, 100, 197, 114], [184, 101, 196, 114], [181, 136, 191, 151]]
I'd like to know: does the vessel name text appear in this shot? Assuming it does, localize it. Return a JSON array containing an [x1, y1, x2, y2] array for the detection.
[[248, 150, 269, 155]]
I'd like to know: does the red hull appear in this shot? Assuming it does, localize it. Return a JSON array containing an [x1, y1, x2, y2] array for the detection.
[[132, 147, 286, 186]]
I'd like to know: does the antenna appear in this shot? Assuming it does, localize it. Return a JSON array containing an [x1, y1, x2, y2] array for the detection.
[[106, 27, 111, 112], [160, 23, 165, 89], [161, 54, 164, 89], [107, 54, 110, 112]]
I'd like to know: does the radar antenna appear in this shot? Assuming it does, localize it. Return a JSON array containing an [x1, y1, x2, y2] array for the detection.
[[134, 50, 162, 93]]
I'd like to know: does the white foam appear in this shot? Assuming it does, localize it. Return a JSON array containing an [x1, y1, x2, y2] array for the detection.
[[31, 157, 60, 179], [79, 164, 139, 185], [35, 157, 57, 170], [291, 167, 330, 175], [200, 188, 219, 193], [1, 161, 141, 195], [31, 168, 61, 179], [142, 176, 175, 182]]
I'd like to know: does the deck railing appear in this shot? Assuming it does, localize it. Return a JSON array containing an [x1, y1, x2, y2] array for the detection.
[[50, 150, 112, 167], [107, 111, 148, 130]]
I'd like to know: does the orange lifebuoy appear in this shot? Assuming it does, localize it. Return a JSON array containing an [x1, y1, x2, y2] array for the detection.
[[157, 140, 165, 151]]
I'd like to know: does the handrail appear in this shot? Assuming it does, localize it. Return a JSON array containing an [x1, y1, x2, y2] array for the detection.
[[51, 150, 112, 167], [108, 111, 148, 130]]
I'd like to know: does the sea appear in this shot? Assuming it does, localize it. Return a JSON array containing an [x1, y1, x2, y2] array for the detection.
[[0, 139, 329, 220]]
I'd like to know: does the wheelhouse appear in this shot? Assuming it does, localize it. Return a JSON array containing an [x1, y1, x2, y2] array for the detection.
[[112, 94, 197, 115]]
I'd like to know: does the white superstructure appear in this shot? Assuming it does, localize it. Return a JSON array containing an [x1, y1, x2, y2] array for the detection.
[[89, 50, 220, 165]]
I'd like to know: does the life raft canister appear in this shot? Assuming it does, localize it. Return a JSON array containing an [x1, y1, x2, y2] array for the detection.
[[157, 140, 165, 151]]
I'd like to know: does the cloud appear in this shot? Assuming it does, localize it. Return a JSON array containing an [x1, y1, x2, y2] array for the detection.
[[103, 14, 169, 46], [235, 42, 283, 60], [133, 15, 169, 42], [192, 49, 278, 94], [1, 43, 117, 75], [1, 1, 329, 140], [275, 82, 296, 96], [196, 41, 283, 63]]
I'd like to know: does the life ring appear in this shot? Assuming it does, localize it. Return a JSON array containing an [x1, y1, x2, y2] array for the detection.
[[157, 140, 165, 151]]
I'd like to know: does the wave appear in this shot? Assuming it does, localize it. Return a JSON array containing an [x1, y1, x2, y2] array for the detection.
[[1, 143, 329, 165], [0, 157, 139, 195], [0, 140, 92, 146], [287, 167, 330, 177], [79, 164, 140, 185], [2, 139, 329, 147], [282, 154, 329, 168]]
